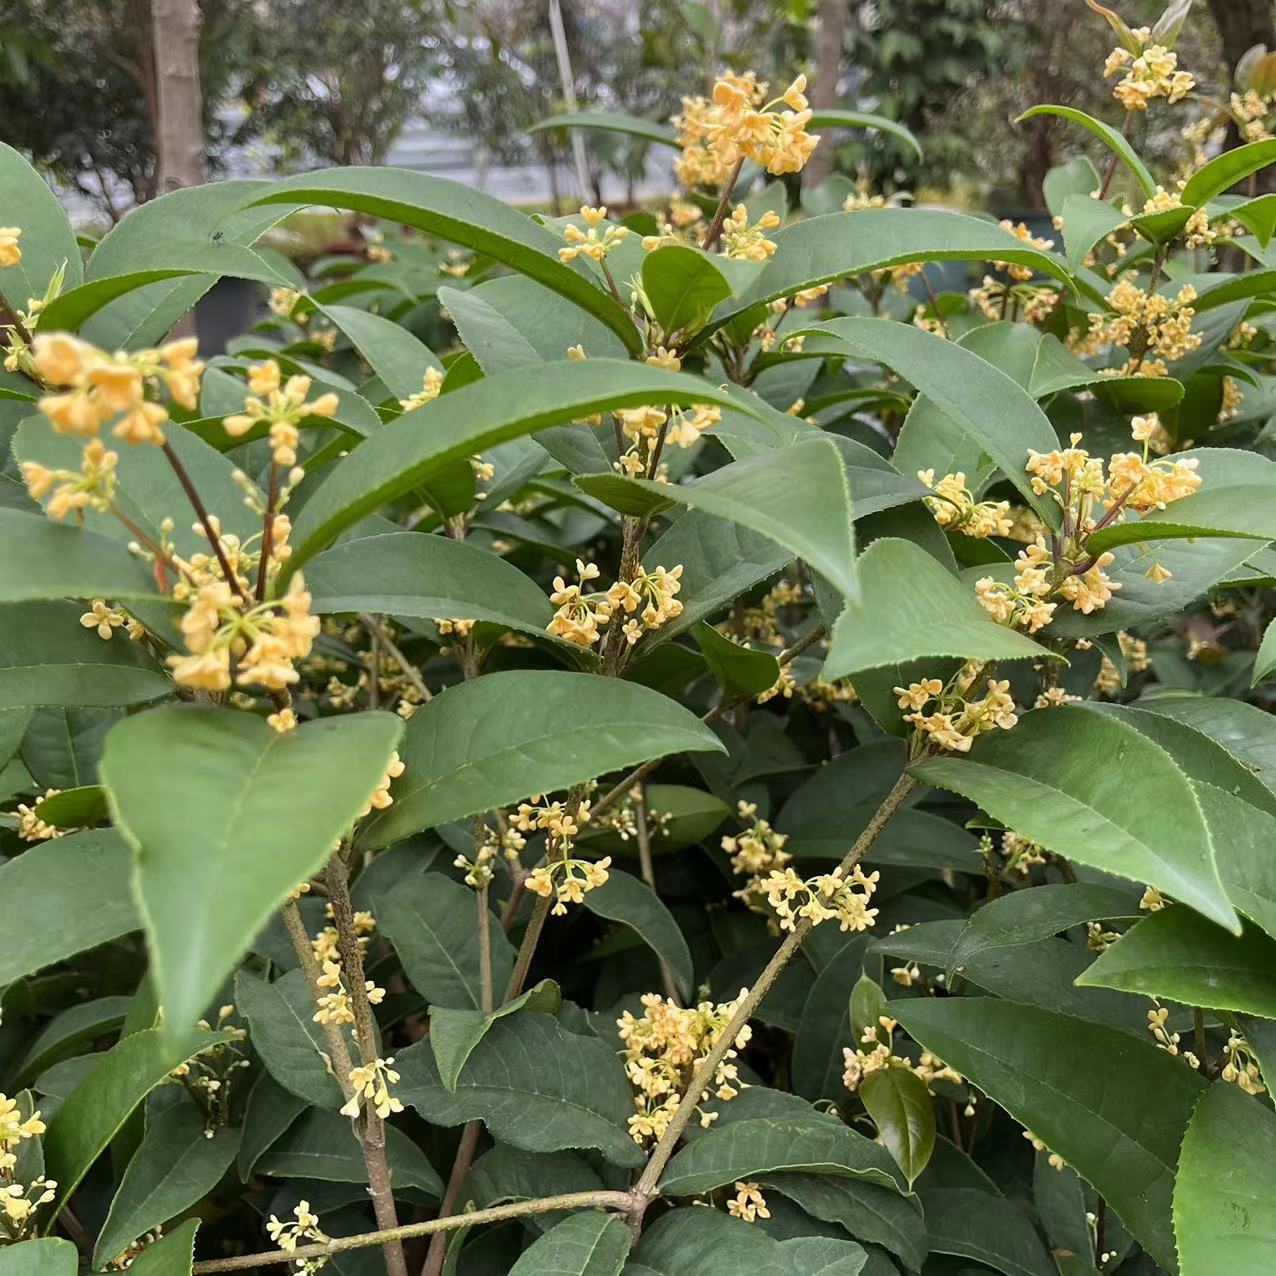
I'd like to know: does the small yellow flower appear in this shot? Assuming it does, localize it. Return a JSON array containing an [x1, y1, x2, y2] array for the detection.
[[0, 226, 21, 268]]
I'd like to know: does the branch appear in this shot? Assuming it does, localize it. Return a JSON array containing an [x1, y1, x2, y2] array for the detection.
[[191, 1190, 637, 1273], [630, 769, 918, 1203]]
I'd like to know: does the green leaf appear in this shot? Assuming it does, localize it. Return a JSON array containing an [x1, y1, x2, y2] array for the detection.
[[1254, 618, 1276, 685], [0, 142, 83, 312], [1134, 697, 1276, 799], [921, 1187, 1054, 1276], [0, 510, 160, 603], [377, 872, 515, 1012], [93, 1102, 239, 1268], [948, 884, 1139, 978], [235, 969, 342, 1107], [795, 317, 1062, 525], [259, 1107, 443, 1197], [0, 1238, 78, 1276], [894, 998, 1206, 1271], [1087, 449, 1276, 553], [43, 1026, 229, 1215], [693, 622, 781, 699], [911, 705, 1238, 930], [0, 601, 170, 707], [121, 1219, 199, 1276], [507, 1211, 631, 1276], [317, 302, 442, 401], [641, 246, 758, 337], [579, 438, 858, 602], [237, 1073, 307, 1178], [808, 109, 922, 158], [859, 1066, 935, 1187], [0, 829, 138, 984], [528, 110, 678, 147], [1194, 781, 1276, 941], [1173, 1082, 1276, 1276], [581, 868, 694, 1000], [306, 531, 552, 639], [395, 1012, 644, 1168], [641, 511, 792, 644], [697, 208, 1080, 346], [1229, 192, 1276, 247], [287, 360, 746, 569], [659, 1116, 907, 1196], [102, 707, 404, 1037], [1058, 192, 1130, 266], [630, 1206, 868, 1275], [14, 996, 132, 1085], [1181, 139, 1276, 207], [430, 979, 560, 1092], [763, 1173, 925, 1272], [248, 169, 640, 353], [359, 670, 724, 850], [823, 538, 1052, 680], [1016, 106, 1156, 195], [33, 783, 108, 830], [1077, 907, 1276, 1016], [793, 939, 866, 1102]]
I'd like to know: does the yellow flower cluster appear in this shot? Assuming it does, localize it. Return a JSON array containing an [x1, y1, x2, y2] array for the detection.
[[398, 366, 444, 412], [312, 904, 377, 965], [841, 1016, 962, 1092], [896, 675, 1018, 753], [617, 990, 751, 1144], [80, 597, 143, 642], [15, 789, 63, 842], [1147, 1004, 1200, 1069], [0, 1174, 56, 1238], [1222, 1033, 1266, 1096], [314, 957, 386, 1026], [1023, 1128, 1066, 1171], [31, 331, 202, 443], [357, 752, 405, 817], [722, 801, 792, 878], [672, 71, 818, 189], [968, 275, 1056, 325], [21, 437, 119, 521], [526, 855, 611, 917], [997, 219, 1056, 281], [979, 829, 1048, 876], [558, 205, 631, 265], [223, 360, 338, 468], [727, 1182, 770, 1222], [720, 205, 781, 261], [1090, 276, 1202, 375], [918, 469, 1012, 538], [1092, 630, 1149, 694], [757, 863, 879, 933], [267, 1200, 329, 1255], [1231, 89, 1274, 142], [1141, 186, 1215, 249], [0, 226, 21, 267], [341, 1055, 403, 1120], [168, 572, 320, 693], [1104, 31, 1194, 110], [546, 559, 684, 649], [975, 542, 1057, 633], [0, 1094, 45, 1177]]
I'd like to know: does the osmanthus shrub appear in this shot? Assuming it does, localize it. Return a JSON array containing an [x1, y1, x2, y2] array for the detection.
[[4, 5, 1276, 1273]]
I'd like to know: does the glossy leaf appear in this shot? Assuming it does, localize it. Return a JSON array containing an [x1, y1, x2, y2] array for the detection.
[[912, 706, 1237, 930], [659, 1116, 907, 1196], [0, 510, 160, 603], [0, 601, 170, 707], [528, 110, 678, 147], [859, 1066, 935, 1187], [430, 979, 560, 1092], [0, 1239, 78, 1276], [102, 707, 404, 1036], [823, 538, 1051, 679], [318, 302, 442, 400], [93, 1102, 239, 1268], [894, 998, 1206, 1270], [286, 360, 746, 568], [395, 1012, 644, 1168], [0, 829, 137, 984], [1078, 906, 1276, 1017], [306, 531, 553, 638], [506, 1211, 631, 1276], [693, 622, 781, 700], [1180, 139, 1276, 207], [359, 671, 724, 850], [1016, 105, 1155, 194], [1173, 1082, 1276, 1276], [580, 438, 857, 602], [808, 108, 922, 157], [121, 1220, 199, 1276], [0, 142, 83, 310], [235, 969, 343, 1107], [921, 1187, 1054, 1276], [377, 872, 515, 1012], [43, 1026, 228, 1214]]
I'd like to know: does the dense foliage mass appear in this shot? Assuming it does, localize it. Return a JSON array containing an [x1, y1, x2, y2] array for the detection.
[[4, 4, 1276, 1273]]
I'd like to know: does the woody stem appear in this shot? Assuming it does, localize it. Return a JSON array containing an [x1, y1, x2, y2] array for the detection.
[[701, 158, 746, 252], [160, 441, 245, 601]]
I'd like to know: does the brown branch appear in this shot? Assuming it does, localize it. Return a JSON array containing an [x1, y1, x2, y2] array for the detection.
[[161, 441, 245, 600], [700, 158, 746, 252], [191, 1191, 637, 1273], [255, 461, 280, 603]]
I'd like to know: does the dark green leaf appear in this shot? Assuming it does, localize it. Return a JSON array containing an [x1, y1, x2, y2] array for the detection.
[[581, 869, 694, 1000], [430, 979, 560, 1092], [921, 1187, 1053, 1276], [859, 1066, 935, 1187], [507, 1211, 631, 1275]]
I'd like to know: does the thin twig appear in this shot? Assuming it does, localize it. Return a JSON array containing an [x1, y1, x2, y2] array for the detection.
[[326, 855, 410, 1276], [255, 461, 280, 603], [920, 270, 949, 341], [359, 615, 432, 703], [191, 1191, 637, 1273], [504, 895, 551, 1001], [701, 158, 745, 252], [161, 440, 245, 600]]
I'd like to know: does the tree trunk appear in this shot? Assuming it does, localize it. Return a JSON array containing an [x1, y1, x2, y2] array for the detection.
[[803, 0, 850, 188], [151, 0, 205, 195]]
